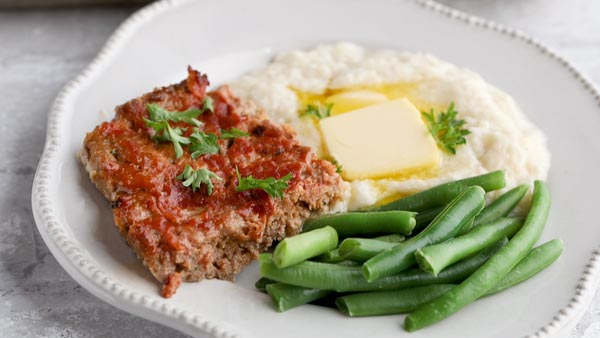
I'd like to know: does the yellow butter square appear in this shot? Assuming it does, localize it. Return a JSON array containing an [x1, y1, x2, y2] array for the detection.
[[319, 98, 440, 180]]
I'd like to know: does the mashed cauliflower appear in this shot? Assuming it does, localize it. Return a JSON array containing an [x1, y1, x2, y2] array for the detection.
[[229, 43, 550, 213]]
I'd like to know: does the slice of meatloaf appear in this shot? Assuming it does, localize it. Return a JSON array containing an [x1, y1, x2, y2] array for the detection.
[[80, 67, 344, 298]]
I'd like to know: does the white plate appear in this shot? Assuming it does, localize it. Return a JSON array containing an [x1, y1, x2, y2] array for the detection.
[[32, 0, 600, 337]]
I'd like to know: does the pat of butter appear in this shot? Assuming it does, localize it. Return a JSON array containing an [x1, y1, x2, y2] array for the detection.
[[319, 98, 440, 180], [325, 90, 389, 115]]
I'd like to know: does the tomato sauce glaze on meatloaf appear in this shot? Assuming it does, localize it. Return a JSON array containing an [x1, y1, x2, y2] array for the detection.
[[80, 67, 344, 298]]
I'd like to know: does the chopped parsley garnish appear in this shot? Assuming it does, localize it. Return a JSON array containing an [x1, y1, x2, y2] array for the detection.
[[235, 167, 292, 199], [300, 102, 333, 120], [144, 98, 215, 158], [164, 125, 191, 159], [220, 128, 249, 139], [189, 130, 220, 159], [202, 96, 214, 113], [144, 117, 190, 158], [176, 164, 222, 195], [146, 103, 204, 127], [422, 102, 471, 155]]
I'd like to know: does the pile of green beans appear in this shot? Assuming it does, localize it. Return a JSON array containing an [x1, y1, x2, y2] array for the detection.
[[415, 217, 523, 275], [363, 186, 486, 281], [405, 180, 552, 331], [260, 239, 505, 292], [255, 172, 562, 333]]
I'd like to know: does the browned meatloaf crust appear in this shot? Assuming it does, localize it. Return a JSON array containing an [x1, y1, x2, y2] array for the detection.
[[80, 67, 344, 297]]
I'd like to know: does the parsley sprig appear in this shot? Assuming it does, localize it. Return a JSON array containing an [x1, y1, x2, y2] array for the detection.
[[202, 96, 214, 113], [144, 120, 191, 158], [187, 128, 250, 158], [176, 165, 222, 195], [235, 167, 292, 199], [300, 102, 333, 120], [220, 128, 249, 139], [146, 103, 204, 127], [422, 103, 471, 155], [189, 130, 220, 159], [143, 98, 215, 158]]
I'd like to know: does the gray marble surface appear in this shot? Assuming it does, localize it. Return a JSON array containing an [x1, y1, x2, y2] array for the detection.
[[0, 1, 598, 337]]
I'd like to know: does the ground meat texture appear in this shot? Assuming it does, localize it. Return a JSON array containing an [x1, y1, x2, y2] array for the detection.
[[80, 67, 344, 298]]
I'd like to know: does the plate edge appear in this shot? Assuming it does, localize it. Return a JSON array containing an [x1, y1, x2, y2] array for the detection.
[[30, 0, 600, 338]]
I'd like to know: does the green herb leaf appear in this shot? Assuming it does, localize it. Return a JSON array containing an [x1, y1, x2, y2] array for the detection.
[[189, 130, 220, 159], [330, 159, 343, 174], [220, 128, 249, 139], [146, 103, 204, 127], [143, 115, 191, 158], [422, 102, 471, 155], [202, 96, 214, 113], [166, 125, 191, 158], [176, 164, 222, 195], [143, 118, 167, 132], [300, 102, 333, 120], [235, 167, 292, 199], [145, 103, 207, 158]]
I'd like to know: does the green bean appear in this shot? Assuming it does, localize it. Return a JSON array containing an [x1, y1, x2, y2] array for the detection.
[[259, 239, 505, 292], [266, 283, 333, 312], [372, 170, 505, 212], [485, 239, 563, 296], [461, 184, 529, 234], [415, 217, 523, 275], [302, 211, 416, 236], [273, 226, 338, 268], [459, 217, 475, 236], [336, 285, 455, 317], [316, 235, 404, 263], [404, 180, 551, 332], [260, 253, 356, 291], [374, 234, 405, 243], [339, 238, 399, 263], [414, 206, 444, 233], [363, 186, 486, 282], [255, 277, 275, 293], [313, 248, 346, 263]]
